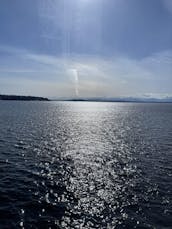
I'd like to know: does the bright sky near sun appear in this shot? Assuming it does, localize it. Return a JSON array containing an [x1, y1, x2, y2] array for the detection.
[[0, 0, 172, 98]]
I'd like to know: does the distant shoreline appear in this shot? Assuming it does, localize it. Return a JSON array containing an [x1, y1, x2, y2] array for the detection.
[[0, 95, 49, 101], [54, 100, 172, 103], [0, 95, 172, 103], [51, 98, 172, 103]]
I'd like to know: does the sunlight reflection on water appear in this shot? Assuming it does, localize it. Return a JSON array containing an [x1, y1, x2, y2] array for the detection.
[[0, 101, 171, 228]]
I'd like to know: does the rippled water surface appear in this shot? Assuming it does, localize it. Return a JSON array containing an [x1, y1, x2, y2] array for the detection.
[[0, 101, 172, 228]]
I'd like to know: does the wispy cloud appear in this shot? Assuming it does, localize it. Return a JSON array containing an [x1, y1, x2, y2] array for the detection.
[[162, 0, 172, 14], [0, 45, 172, 98]]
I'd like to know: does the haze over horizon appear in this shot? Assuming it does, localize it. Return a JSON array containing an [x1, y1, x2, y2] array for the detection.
[[0, 0, 172, 98]]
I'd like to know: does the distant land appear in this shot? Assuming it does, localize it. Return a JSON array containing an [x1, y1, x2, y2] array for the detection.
[[52, 97, 172, 103], [1, 95, 172, 103], [0, 94, 49, 101]]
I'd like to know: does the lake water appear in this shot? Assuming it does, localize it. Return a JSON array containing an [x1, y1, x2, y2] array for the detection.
[[0, 101, 171, 228]]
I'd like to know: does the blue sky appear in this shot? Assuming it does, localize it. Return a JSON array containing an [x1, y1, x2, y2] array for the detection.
[[0, 0, 172, 98]]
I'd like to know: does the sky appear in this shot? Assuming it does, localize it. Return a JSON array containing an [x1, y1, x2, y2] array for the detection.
[[0, 0, 172, 98]]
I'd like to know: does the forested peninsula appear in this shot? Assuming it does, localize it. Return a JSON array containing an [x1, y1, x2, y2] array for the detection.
[[0, 95, 49, 101]]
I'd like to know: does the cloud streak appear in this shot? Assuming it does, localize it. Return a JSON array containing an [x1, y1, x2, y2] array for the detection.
[[0, 46, 172, 98], [162, 0, 172, 14], [69, 69, 79, 97]]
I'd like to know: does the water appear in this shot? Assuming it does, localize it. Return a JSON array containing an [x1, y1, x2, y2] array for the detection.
[[0, 101, 171, 228]]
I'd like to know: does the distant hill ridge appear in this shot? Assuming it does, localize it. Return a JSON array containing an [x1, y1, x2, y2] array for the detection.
[[0, 94, 49, 101]]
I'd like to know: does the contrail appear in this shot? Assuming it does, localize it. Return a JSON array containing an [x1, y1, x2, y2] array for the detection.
[[70, 68, 79, 97]]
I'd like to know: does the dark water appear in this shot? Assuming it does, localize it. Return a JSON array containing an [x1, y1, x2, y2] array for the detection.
[[0, 101, 171, 228]]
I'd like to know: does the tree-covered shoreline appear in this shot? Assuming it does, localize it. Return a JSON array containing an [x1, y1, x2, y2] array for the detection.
[[0, 95, 49, 101]]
